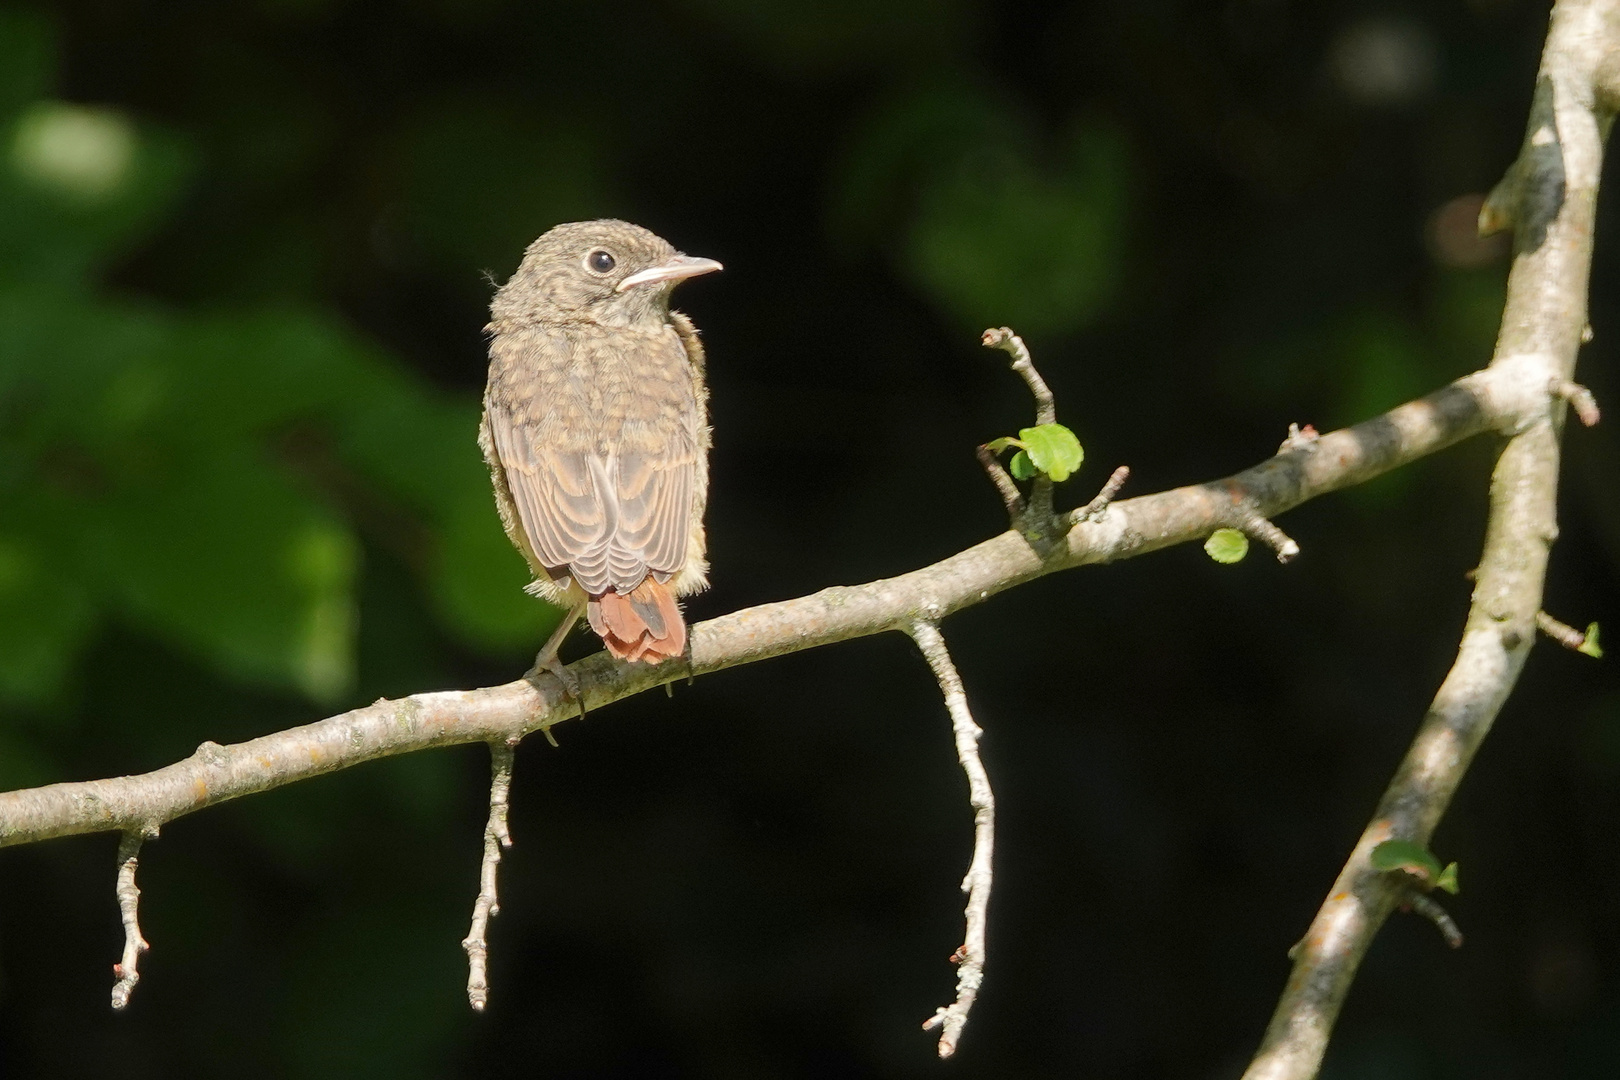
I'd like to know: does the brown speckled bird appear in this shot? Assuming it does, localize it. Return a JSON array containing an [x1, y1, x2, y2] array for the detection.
[[480, 220, 720, 676]]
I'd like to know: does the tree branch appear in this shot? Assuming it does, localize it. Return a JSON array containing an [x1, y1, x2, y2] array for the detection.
[[908, 621, 995, 1059], [1242, 3, 1618, 1077], [463, 739, 516, 1012], [0, 356, 1533, 851], [110, 830, 151, 1010]]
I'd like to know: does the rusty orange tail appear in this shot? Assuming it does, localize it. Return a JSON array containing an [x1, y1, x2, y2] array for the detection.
[[586, 577, 686, 663]]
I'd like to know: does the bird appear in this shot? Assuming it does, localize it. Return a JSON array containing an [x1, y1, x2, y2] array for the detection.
[[479, 220, 721, 683]]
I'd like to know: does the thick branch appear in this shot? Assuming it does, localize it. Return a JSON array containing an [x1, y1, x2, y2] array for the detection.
[[909, 621, 995, 1059], [1242, 3, 1618, 1077], [0, 356, 1534, 849]]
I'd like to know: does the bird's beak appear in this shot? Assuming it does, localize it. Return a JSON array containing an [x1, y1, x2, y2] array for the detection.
[[616, 254, 724, 292]]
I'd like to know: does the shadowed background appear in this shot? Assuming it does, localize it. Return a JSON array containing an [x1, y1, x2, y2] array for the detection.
[[0, 0, 1618, 1076]]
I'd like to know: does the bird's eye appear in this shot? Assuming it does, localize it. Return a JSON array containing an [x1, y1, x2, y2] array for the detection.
[[586, 249, 616, 274]]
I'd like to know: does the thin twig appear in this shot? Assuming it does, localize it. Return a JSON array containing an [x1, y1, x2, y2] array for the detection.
[[908, 620, 995, 1059], [1552, 379, 1601, 426], [110, 831, 150, 1010], [1241, 511, 1301, 563], [975, 444, 1025, 521], [983, 327, 1058, 528], [981, 327, 1055, 425], [1075, 465, 1130, 524], [1243, 2, 1617, 1076], [1403, 893, 1465, 949], [1536, 610, 1599, 654], [463, 739, 517, 1012]]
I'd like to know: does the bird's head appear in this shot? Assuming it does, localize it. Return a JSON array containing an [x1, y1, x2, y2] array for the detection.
[[492, 219, 722, 329]]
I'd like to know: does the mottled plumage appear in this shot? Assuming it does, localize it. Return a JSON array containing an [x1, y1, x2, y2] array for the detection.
[[481, 220, 720, 667]]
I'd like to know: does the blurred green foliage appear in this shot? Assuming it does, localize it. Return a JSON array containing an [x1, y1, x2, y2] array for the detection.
[[833, 80, 1128, 336], [0, 9, 552, 708]]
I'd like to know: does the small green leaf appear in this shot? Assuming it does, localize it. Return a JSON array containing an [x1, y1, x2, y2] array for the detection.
[[983, 436, 1021, 455], [1017, 423, 1083, 482], [1370, 840, 1443, 886], [1009, 450, 1036, 480], [1204, 528, 1249, 564], [1436, 862, 1460, 895], [1580, 622, 1603, 659]]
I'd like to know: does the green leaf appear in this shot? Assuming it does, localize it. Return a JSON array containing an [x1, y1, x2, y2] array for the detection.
[[1369, 840, 1443, 886], [1204, 528, 1249, 564], [1580, 622, 1603, 659], [1009, 449, 1036, 480], [1436, 862, 1460, 895], [983, 435, 1020, 455], [1017, 423, 1083, 482]]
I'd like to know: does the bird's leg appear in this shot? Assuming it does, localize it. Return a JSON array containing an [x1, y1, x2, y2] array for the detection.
[[525, 605, 585, 722]]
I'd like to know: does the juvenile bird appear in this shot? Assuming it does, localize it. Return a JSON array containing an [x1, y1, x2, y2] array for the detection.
[[480, 220, 720, 679]]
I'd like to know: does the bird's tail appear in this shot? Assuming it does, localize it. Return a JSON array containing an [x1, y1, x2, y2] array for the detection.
[[587, 577, 686, 663]]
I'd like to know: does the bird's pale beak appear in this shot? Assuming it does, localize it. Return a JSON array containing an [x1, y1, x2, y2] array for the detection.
[[616, 254, 724, 292]]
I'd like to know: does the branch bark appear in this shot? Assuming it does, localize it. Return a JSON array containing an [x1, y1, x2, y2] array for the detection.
[[1242, 3, 1618, 1077]]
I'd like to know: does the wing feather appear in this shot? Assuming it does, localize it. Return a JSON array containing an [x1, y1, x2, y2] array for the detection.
[[484, 323, 699, 597]]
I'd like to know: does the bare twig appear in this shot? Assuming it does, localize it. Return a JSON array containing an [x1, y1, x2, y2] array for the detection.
[[1536, 610, 1600, 654], [1075, 465, 1131, 523], [463, 739, 517, 1012], [1403, 893, 1465, 950], [110, 831, 150, 1010], [1241, 510, 1301, 564], [1243, 3, 1619, 1077], [1552, 378, 1601, 426], [981, 327, 1055, 425], [908, 620, 994, 1059], [975, 443, 1026, 521], [982, 327, 1058, 528]]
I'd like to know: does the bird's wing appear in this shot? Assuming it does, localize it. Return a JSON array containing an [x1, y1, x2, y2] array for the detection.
[[485, 326, 699, 596]]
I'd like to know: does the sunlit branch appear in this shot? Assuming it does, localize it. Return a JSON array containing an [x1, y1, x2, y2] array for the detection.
[[110, 831, 150, 1011], [908, 620, 995, 1059], [463, 739, 517, 1012], [1241, 2, 1618, 1076]]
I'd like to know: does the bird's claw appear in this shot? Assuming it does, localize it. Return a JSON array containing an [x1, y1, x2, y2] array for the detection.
[[525, 654, 585, 723]]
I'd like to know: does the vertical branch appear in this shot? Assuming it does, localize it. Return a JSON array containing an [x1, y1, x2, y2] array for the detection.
[[907, 620, 996, 1059], [983, 327, 1058, 526], [110, 831, 150, 1010], [1243, 2, 1620, 1077], [463, 738, 517, 1012]]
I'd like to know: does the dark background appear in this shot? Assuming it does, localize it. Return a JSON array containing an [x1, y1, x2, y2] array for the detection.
[[1, 0, 1618, 1076]]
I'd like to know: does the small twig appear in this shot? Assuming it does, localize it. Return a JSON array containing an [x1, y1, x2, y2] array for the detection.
[[975, 444, 1026, 521], [907, 620, 995, 1059], [463, 739, 517, 1012], [981, 327, 1055, 425], [1403, 893, 1464, 949], [982, 327, 1058, 529], [1551, 378, 1601, 426], [1536, 610, 1599, 654], [1075, 465, 1130, 523], [1240, 510, 1301, 563], [110, 831, 151, 1010]]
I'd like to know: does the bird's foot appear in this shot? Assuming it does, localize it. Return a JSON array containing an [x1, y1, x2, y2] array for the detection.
[[524, 652, 585, 732]]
